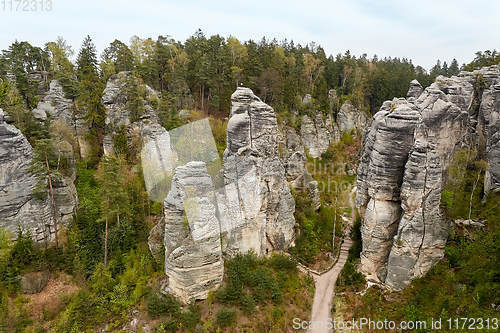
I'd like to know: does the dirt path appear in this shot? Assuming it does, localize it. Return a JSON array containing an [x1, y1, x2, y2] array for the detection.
[[308, 187, 356, 333]]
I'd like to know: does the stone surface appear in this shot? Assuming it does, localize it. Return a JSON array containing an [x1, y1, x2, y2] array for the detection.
[[148, 217, 165, 264], [219, 87, 296, 256], [20, 271, 50, 294], [32, 80, 74, 123], [406, 79, 423, 100], [163, 161, 224, 303], [300, 113, 339, 158], [282, 126, 308, 187], [31, 80, 90, 159], [357, 65, 500, 290], [307, 180, 321, 210], [0, 111, 77, 242], [141, 123, 178, 202], [302, 94, 312, 104], [102, 72, 161, 156], [479, 79, 500, 193], [336, 100, 371, 134]]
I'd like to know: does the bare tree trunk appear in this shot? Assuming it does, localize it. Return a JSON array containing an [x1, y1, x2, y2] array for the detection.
[[45, 154, 59, 249], [469, 170, 482, 220], [104, 215, 109, 268]]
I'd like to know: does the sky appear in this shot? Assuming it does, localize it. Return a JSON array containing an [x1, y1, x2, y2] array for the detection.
[[1, 0, 499, 70]]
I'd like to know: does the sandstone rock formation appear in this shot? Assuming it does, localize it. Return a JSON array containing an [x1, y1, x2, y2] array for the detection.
[[336, 100, 371, 133], [479, 79, 500, 193], [298, 100, 370, 158], [31, 80, 90, 159], [140, 123, 178, 202], [163, 161, 224, 303], [102, 72, 160, 155], [219, 87, 295, 256], [158, 88, 297, 302], [0, 108, 77, 242], [279, 125, 320, 208], [32, 80, 73, 123], [357, 65, 500, 290], [406, 79, 423, 100], [300, 113, 340, 158]]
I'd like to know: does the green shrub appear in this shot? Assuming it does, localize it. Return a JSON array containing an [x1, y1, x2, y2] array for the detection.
[[268, 254, 297, 271], [147, 292, 181, 318], [113, 125, 129, 157], [240, 293, 256, 314], [215, 308, 236, 328], [181, 303, 201, 330]]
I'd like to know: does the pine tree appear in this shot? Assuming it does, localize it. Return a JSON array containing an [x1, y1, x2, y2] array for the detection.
[[77, 36, 98, 79], [96, 155, 128, 267], [449, 58, 460, 76], [76, 36, 105, 132], [101, 39, 135, 81], [442, 61, 449, 77]]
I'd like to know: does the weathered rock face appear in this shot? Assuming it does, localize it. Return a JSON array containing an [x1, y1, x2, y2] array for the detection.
[[357, 99, 421, 282], [140, 123, 178, 202], [219, 87, 295, 256], [406, 79, 423, 100], [336, 100, 371, 133], [32, 80, 74, 123], [20, 271, 50, 294], [357, 65, 500, 290], [300, 113, 340, 158], [31, 80, 90, 159], [163, 161, 223, 303], [479, 80, 500, 193], [102, 72, 160, 155], [281, 126, 307, 187], [158, 88, 296, 302], [0, 108, 77, 242]]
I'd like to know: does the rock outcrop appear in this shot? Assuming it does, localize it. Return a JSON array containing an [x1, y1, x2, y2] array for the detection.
[[336, 100, 371, 133], [298, 100, 370, 158], [102, 72, 160, 155], [282, 126, 307, 187], [406, 79, 423, 100], [479, 79, 500, 193], [140, 123, 178, 202], [0, 108, 77, 242], [300, 113, 340, 158], [32, 80, 74, 123], [163, 162, 224, 303], [31, 80, 90, 159], [219, 87, 295, 255], [158, 88, 296, 302], [357, 65, 500, 290]]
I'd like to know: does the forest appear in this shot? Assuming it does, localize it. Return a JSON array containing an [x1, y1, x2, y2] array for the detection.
[[0, 30, 499, 332]]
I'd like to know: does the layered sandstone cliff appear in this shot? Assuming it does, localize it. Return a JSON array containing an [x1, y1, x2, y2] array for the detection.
[[0, 108, 77, 242], [357, 65, 500, 290]]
